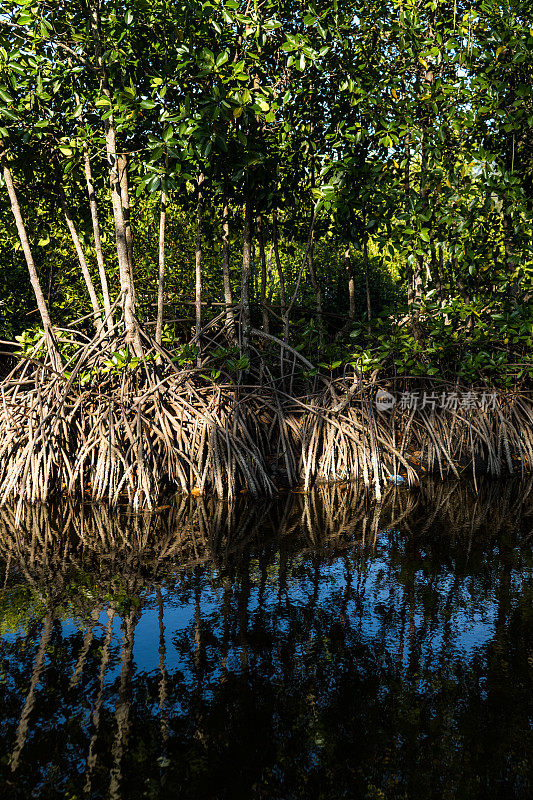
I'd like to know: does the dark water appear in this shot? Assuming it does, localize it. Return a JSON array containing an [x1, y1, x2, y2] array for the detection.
[[0, 480, 531, 800]]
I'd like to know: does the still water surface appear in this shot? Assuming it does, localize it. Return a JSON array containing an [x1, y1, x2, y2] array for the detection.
[[0, 480, 531, 799]]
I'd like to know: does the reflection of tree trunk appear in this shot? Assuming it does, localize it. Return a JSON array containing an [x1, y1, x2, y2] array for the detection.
[[84, 607, 115, 797], [192, 575, 205, 743], [405, 541, 418, 678], [109, 607, 139, 800], [220, 577, 232, 679], [238, 553, 251, 672], [157, 587, 169, 744], [193, 578, 203, 682], [70, 606, 101, 689], [11, 607, 54, 772]]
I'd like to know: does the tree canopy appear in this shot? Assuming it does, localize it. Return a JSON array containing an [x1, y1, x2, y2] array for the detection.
[[1, 0, 533, 384]]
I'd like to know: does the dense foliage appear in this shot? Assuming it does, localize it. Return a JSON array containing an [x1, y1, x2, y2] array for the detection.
[[1, 0, 533, 385]]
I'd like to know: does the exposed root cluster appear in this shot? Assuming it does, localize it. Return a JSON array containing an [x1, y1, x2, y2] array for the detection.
[[0, 328, 532, 520]]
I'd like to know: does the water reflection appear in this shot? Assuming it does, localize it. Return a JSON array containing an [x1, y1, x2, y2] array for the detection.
[[0, 480, 531, 799]]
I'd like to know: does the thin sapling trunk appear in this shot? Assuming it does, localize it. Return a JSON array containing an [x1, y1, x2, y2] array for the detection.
[[0, 140, 61, 370], [82, 145, 114, 333], [256, 212, 269, 334], [195, 173, 204, 363], [345, 245, 356, 321], [89, 0, 141, 356], [222, 183, 236, 343], [155, 181, 168, 346], [241, 191, 253, 357], [58, 185, 104, 329]]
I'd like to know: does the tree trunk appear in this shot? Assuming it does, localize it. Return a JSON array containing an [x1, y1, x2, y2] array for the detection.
[[308, 230, 323, 348], [364, 238, 372, 331], [404, 131, 414, 309], [155, 183, 168, 346], [72, 72, 113, 333], [415, 64, 435, 310], [273, 210, 288, 337], [286, 207, 317, 327], [266, 244, 275, 302], [345, 245, 356, 321], [437, 242, 445, 302], [308, 146, 322, 347], [415, 119, 426, 307], [241, 192, 253, 357], [0, 140, 61, 370], [221, 184, 236, 342], [82, 144, 114, 333], [89, 1, 141, 355], [117, 152, 135, 300], [195, 173, 204, 361], [58, 186, 104, 329], [256, 212, 269, 334]]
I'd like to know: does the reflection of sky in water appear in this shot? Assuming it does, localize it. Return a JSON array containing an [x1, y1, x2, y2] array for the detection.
[[0, 490, 531, 800], [85, 532, 507, 684], [0, 528, 516, 691]]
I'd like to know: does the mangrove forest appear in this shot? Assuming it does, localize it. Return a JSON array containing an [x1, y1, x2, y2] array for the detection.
[[0, 4, 532, 799], [1, 0, 533, 507]]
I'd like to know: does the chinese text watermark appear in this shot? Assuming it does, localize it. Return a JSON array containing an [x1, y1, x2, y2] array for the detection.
[[375, 389, 498, 412]]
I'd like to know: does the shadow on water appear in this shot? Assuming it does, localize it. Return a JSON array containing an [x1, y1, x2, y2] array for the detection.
[[0, 479, 531, 800]]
